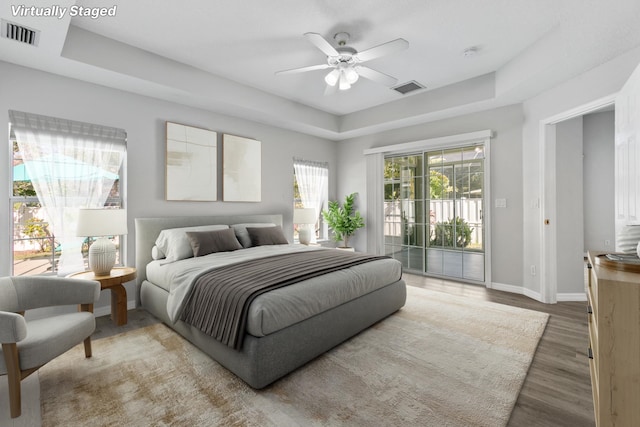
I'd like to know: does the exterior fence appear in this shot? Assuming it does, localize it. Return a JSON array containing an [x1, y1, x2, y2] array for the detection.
[[384, 199, 483, 247]]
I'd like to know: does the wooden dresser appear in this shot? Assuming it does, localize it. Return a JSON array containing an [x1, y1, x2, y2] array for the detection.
[[586, 251, 640, 427]]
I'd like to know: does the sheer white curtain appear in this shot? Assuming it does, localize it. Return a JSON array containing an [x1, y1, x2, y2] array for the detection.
[[365, 152, 384, 255], [293, 158, 328, 242], [9, 110, 126, 276]]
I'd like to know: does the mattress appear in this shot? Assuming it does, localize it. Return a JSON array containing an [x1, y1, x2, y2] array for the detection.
[[146, 244, 402, 337]]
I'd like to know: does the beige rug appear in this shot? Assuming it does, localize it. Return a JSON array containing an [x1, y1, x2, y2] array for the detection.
[[40, 286, 548, 426]]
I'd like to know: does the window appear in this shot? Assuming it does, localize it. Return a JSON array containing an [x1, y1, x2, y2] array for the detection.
[[293, 158, 329, 242], [9, 111, 126, 276]]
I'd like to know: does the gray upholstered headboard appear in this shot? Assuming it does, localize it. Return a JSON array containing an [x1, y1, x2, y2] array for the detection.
[[134, 214, 283, 300]]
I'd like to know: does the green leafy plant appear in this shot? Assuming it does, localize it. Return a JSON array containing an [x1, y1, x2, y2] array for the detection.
[[23, 217, 54, 252], [430, 217, 473, 248], [322, 192, 365, 248]]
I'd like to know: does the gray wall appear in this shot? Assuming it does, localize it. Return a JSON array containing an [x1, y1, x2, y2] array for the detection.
[[555, 117, 585, 294], [583, 111, 615, 252], [335, 104, 525, 288], [0, 61, 337, 309]]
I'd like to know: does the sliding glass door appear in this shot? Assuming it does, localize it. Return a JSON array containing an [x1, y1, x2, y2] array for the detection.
[[384, 154, 425, 271], [384, 144, 485, 282]]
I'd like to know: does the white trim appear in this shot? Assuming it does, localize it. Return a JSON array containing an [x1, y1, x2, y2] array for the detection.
[[539, 93, 616, 304], [557, 292, 588, 302], [544, 94, 616, 125], [363, 130, 492, 155], [493, 281, 586, 302], [523, 287, 543, 302], [492, 281, 544, 302], [484, 138, 492, 287], [540, 123, 558, 303]]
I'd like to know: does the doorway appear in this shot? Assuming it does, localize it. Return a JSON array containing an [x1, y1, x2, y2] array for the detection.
[[540, 95, 616, 302]]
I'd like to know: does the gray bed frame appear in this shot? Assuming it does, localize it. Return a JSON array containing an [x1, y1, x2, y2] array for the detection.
[[135, 214, 406, 389]]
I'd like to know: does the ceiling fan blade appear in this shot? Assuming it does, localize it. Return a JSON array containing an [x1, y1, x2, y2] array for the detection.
[[304, 32, 340, 57], [275, 64, 332, 75], [355, 38, 409, 63], [355, 66, 398, 87]]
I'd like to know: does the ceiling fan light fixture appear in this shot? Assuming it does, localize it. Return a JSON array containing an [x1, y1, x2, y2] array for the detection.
[[344, 67, 359, 84], [324, 69, 340, 86], [338, 72, 351, 90]]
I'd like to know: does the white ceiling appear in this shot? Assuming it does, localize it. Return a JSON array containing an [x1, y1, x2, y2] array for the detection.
[[2, 0, 640, 140]]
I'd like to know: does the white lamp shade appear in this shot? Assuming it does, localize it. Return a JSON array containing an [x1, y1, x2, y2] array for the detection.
[[338, 72, 351, 91], [324, 69, 340, 86], [344, 67, 359, 84], [293, 208, 317, 225], [77, 209, 127, 237]]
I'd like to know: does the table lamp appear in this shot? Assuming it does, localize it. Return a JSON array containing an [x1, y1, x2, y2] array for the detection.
[[293, 208, 317, 245], [77, 208, 127, 275]]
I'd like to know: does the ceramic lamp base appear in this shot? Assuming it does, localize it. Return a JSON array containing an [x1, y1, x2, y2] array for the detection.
[[299, 228, 311, 245], [89, 236, 116, 276]]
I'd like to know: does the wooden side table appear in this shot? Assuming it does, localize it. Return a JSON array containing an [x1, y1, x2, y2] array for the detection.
[[68, 267, 137, 326]]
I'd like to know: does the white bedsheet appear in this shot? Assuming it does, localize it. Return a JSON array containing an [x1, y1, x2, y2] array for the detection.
[[146, 245, 402, 336]]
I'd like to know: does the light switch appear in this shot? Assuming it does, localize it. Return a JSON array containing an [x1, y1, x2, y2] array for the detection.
[[495, 198, 507, 208]]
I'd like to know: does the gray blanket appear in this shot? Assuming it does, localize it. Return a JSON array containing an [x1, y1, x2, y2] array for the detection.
[[180, 250, 390, 350]]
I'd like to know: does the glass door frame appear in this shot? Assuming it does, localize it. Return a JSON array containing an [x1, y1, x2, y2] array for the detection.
[[425, 145, 486, 282], [373, 130, 492, 287]]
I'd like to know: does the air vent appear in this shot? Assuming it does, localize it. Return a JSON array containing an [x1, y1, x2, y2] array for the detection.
[[391, 81, 425, 95], [1, 20, 40, 46]]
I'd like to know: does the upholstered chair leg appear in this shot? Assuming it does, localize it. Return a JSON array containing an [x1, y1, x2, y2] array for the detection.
[[2, 343, 22, 418], [84, 336, 92, 358]]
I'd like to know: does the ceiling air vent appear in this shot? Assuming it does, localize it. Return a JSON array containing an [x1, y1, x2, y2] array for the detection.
[[391, 80, 425, 95], [1, 20, 40, 46]]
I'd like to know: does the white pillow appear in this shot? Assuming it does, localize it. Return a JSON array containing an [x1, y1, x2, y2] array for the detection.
[[151, 245, 165, 260], [231, 223, 276, 248], [155, 224, 229, 262]]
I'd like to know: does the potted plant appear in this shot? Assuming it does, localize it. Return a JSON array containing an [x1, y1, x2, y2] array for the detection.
[[322, 192, 365, 249]]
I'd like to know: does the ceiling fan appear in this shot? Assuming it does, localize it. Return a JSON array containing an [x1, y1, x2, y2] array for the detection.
[[276, 32, 409, 94]]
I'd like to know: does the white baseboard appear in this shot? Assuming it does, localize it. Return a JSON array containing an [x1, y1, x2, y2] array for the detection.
[[94, 300, 137, 318], [492, 282, 543, 302], [492, 281, 586, 302], [557, 292, 587, 302], [491, 282, 525, 295]]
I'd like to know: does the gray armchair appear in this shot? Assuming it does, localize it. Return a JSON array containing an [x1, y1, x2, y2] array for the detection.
[[0, 276, 100, 418]]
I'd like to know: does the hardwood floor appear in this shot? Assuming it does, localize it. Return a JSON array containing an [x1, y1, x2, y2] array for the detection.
[[403, 273, 595, 427], [92, 273, 595, 426]]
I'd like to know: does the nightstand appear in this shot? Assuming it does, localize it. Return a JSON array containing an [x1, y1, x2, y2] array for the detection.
[[67, 267, 137, 326]]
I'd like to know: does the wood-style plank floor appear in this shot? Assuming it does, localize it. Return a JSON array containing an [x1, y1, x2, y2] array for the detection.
[[402, 273, 595, 427], [71, 273, 596, 426]]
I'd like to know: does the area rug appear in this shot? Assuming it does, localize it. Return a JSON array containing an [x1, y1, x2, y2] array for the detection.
[[40, 286, 549, 426]]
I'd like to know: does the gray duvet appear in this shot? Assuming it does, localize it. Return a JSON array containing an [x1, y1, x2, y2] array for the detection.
[[146, 245, 402, 338], [180, 250, 392, 349]]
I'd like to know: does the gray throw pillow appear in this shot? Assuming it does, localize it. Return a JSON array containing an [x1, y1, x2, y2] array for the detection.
[[247, 225, 289, 246], [186, 228, 243, 257]]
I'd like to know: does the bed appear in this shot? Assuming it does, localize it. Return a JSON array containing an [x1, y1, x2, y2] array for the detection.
[[135, 214, 406, 389]]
